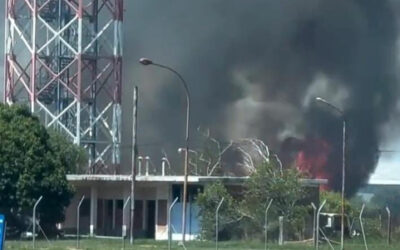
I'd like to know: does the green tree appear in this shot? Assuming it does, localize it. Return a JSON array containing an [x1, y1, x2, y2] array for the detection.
[[0, 104, 83, 235], [240, 158, 308, 240], [197, 139, 308, 240], [48, 130, 87, 174], [196, 181, 239, 240], [320, 191, 357, 217], [370, 187, 400, 219], [369, 187, 400, 237]]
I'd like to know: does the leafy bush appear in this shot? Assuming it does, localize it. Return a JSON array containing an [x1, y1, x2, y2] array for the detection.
[[0, 104, 84, 236], [196, 181, 240, 240], [197, 151, 308, 241]]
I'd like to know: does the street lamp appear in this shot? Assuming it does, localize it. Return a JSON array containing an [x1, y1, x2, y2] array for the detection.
[[139, 58, 191, 243], [315, 97, 346, 250]]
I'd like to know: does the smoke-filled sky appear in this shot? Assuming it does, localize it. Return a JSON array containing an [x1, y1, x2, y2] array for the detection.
[[122, 0, 400, 191], [2, 0, 400, 189]]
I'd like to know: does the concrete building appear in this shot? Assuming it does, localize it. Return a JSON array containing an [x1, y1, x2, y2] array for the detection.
[[62, 170, 327, 240]]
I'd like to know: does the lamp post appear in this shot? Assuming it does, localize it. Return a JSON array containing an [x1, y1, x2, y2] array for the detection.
[[130, 86, 138, 245], [139, 58, 191, 243], [315, 97, 346, 250]]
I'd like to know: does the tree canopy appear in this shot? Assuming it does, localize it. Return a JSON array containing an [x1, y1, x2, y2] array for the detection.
[[0, 104, 85, 235], [196, 140, 308, 240], [320, 191, 357, 217]]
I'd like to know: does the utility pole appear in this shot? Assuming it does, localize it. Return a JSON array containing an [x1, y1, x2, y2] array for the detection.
[[341, 119, 346, 250], [315, 97, 346, 250], [130, 86, 138, 244]]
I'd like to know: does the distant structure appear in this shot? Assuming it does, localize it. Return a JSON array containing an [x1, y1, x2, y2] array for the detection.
[[4, 0, 124, 174]]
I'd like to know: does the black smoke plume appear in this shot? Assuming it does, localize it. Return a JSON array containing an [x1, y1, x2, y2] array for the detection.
[[122, 0, 398, 195]]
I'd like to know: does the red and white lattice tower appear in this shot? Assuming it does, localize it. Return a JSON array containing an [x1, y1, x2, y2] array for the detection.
[[4, 0, 124, 174]]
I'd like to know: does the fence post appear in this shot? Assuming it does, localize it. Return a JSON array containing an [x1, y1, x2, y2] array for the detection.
[[386, 206, 391, 245], [359, 203, 368, 250], [215, 197, 225, 250], [76, 195, 85, 249], [32, 196, 43, 249], [311, 202, 317, 248], [316, 199, 326, 250], [122, 196, 131, 249], [168, 197, 179, 250], [278, 216, 284, 246], [264, 199, 273, 250]]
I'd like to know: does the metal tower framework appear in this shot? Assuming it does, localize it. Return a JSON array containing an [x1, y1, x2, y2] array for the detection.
[[4, 0, 124, 174]]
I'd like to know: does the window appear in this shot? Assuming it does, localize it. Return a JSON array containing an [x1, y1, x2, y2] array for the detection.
[[81, 199, 90, 217]]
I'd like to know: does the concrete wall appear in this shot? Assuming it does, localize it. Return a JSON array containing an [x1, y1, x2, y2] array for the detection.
[[62, 180, 200, 240], [63, 187, 91, 233]]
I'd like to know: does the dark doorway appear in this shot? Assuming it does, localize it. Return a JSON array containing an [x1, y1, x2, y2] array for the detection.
[[146, 200, 156, 238], [134, 200, 143, 233]]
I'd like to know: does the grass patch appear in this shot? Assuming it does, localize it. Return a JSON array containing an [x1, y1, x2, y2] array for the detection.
[[4, 238, 400, 249]]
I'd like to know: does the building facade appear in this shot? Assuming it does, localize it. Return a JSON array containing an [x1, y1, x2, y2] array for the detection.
[[62, 173, 327, 240]]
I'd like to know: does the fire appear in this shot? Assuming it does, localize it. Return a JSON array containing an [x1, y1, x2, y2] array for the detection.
[[295, 138, 332, 190]]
